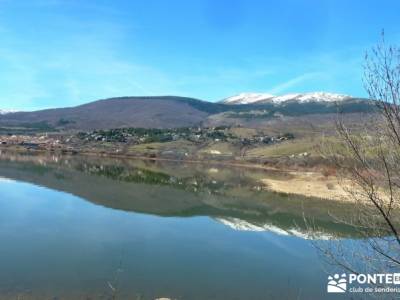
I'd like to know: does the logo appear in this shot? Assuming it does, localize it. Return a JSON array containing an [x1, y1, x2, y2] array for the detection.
[[327, 273, 347, 293], [326, 272, 400, 294]]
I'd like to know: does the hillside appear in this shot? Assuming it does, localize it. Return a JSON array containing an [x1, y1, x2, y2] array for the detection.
[[0, 93, 376, 131], [0, 96, 219, 130]]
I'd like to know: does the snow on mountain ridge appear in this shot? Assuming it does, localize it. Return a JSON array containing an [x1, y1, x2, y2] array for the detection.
[[0, 109, 21, 115], [0, 109, 17, 115], [222, 92, 352, 105], [223, 92, 274, 104]]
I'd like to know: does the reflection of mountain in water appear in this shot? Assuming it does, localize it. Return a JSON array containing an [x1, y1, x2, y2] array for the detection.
[[215, 217, 333, 240], [0, 151, 361, 239]]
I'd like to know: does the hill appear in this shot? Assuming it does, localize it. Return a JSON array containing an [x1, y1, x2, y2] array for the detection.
[[0, 96, 217, 130], [0, 94, 376, 131]]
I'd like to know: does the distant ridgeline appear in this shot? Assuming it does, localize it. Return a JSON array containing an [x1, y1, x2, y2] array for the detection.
[[0, 95, 376, 132]]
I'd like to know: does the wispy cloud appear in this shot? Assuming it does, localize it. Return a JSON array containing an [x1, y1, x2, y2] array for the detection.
[[268, 72, 323, 95]]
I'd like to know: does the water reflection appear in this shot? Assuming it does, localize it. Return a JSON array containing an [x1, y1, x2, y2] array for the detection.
[[0, 151, 359, 239]]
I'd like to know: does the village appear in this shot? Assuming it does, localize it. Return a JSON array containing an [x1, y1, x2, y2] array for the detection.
[[0, 126, 295, 159], [76, 126, 295, 146]]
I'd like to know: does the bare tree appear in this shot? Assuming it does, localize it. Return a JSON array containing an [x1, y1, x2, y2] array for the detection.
[[312, 32, 400, 276]]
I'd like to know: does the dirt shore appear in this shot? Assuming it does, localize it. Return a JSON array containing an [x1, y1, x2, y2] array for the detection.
[[260, 171, 352, 201]]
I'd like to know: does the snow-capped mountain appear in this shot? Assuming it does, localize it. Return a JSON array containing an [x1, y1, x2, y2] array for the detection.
[[221, 93, 275, 104], [222, 92, 352, 105], [0, 109, 17, 115]]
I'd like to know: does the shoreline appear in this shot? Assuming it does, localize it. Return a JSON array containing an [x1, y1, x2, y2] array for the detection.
[[0, 145, 285, 171]]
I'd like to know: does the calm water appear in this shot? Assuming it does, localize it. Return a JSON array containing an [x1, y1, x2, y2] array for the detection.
[[0, 152, 371, 299]]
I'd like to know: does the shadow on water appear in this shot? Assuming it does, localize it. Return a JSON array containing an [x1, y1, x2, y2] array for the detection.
[[0, 151, 362, 239]]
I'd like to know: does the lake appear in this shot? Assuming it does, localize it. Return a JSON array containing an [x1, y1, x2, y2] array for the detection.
[[0, 151, 373, 299]]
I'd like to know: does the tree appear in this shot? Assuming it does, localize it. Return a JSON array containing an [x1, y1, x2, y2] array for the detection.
[[313, 32, 400, 275]]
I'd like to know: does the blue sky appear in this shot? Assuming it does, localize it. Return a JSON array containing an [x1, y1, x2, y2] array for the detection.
[[0, 0, 399, 110]]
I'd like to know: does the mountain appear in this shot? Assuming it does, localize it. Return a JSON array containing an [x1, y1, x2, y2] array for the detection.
[[222, 92, 352, 105], [0, 93, 375, 131], [0, 96, 219, 130]]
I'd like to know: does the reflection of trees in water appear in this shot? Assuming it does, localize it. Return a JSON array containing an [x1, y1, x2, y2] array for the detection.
[[74, 162, 255, 196], [0, 151, 365, 239]]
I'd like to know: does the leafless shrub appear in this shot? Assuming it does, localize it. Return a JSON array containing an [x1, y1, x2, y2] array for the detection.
[[315, 32, 400, 276]]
